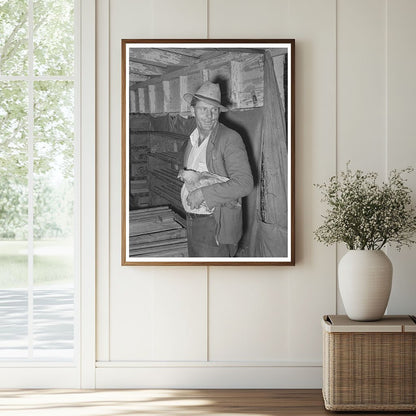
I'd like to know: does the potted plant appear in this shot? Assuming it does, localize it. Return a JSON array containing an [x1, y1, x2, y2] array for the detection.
[[314, 164, 416, 321]]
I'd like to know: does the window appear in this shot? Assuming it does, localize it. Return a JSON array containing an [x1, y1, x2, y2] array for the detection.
[[0, 0, 77, 361]]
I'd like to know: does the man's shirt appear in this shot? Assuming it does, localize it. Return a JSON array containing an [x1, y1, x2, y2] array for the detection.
[[181, 128, 213, 215]]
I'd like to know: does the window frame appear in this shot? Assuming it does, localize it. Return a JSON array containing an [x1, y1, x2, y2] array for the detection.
[[0, 0, 96, 388]]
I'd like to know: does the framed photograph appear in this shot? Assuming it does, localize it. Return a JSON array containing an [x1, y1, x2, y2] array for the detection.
[[122, 39, 295, 265]]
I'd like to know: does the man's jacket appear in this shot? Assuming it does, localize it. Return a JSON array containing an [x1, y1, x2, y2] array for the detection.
[[183, 122, 254, 244]]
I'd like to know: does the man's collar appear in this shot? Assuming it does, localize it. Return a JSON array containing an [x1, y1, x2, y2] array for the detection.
[[190, 128, 199, 146], [190, 123, 220, 147], [190, 128, 210, 147]]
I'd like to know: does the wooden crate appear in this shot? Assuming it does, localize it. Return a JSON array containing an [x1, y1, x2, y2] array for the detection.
[[322, 315, 416, 411], [129, 206, 187, 257]]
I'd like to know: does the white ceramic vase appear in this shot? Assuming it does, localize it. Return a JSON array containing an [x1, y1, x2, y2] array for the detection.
[[338, 250, 393, 321]]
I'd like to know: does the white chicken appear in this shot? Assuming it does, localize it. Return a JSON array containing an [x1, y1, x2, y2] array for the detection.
[[178, 169, 240, 211], [177, 168, 229, 192]]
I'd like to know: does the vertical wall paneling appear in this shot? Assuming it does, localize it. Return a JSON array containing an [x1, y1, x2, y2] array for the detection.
[[107, 0, 153, 361], [94, 0, 416, 388], [336, 0, 387, 172], [209, 0, 290, 38], [209, 267, 290, 362], [286, 0, 337, 361], [336, 0, 387, 314], [209, 0, 297, 365], [150, 0, 208, 38], [80, 0, 96, 388], [209, 0, 337, 366], [106, 0, 209, 363], [386, 0, 416, 314], [151, 272, 208, 361], [96, 0, 110, 362]]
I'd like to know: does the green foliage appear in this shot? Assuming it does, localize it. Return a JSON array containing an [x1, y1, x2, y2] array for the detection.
[[0, 81, 28, 179], [0, 80, 74, 240], [0, 174, 73, 240], [34, 81, 74, 178], [0, 0, 28, 75], [33, 0, 74, 75], [314, 164, 416, 250], [0, 176, 27, 238], [0, 1, 74, 241], [34, 175, 74, 240], [0, 0, 74, 76]]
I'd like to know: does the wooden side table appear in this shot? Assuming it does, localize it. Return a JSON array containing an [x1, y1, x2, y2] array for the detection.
[[322, 315, 416, 411]]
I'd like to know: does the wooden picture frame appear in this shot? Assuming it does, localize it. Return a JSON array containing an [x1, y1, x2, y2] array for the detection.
[[122, 39, 295, 265]]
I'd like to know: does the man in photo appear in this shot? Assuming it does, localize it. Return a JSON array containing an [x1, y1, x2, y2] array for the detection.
[[180, 81, 253, 257]]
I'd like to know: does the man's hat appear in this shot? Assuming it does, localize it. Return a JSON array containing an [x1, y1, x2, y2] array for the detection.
[[183, 81, 228, 112]]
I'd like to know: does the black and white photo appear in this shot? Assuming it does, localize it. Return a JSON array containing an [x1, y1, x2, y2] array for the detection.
[[122, 40, 295, 265]]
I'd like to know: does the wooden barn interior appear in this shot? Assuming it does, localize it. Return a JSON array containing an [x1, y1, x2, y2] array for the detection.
[[128, 46, 288, 257]]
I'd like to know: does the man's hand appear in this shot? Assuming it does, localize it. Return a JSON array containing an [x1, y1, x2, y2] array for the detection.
[[187, 188, 205, 210]]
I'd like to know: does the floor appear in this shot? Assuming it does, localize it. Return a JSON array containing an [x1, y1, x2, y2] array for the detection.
[[0, 389, 413, 416]]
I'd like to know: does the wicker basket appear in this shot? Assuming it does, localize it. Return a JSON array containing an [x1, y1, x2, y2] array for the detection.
[[322, 315, 416, 411]]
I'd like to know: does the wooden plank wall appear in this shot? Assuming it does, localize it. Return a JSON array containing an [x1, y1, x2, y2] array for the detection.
[[130, 52, 287, 115]]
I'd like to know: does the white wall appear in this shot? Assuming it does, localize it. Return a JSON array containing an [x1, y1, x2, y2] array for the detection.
[[95, 0, 416, 388]]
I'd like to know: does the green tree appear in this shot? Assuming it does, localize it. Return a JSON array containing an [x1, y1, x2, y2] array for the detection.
[[0, 0, 28, 75], [0, 0, 74, 76], [0, 177, 27, 238], [0, 0, 74, 240]]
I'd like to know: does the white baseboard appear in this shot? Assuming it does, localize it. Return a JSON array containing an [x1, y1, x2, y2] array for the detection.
[[95, 364, 323, 389]]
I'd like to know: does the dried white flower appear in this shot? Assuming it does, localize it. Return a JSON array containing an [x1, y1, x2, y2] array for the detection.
[[314, 163, 416, 250]]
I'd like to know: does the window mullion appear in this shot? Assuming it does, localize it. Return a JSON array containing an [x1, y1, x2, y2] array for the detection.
[[27, 0, 34, 360]]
